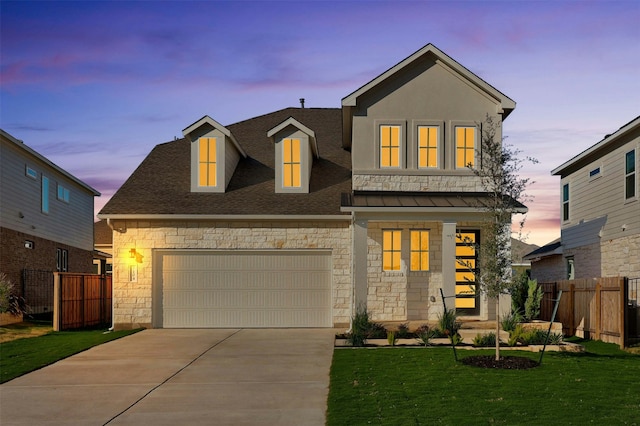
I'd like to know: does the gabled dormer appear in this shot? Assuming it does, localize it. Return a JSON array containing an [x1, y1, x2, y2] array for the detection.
[[267, 117, 319, 193], [183, 116, 246, 193]]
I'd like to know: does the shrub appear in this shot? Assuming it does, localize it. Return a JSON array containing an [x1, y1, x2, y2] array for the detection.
[[0, 273, 27, 316], [501, 309, 523, 333], [508, 325, 548, 346], [346, 304, 387, 347], [387, 331, 396, 346], [415, 324, 437, 346], [510, 270, 529, 314], [524, 279, 543, 321], [548, 332, 564, 345], [437, 309, 462, 345], [473, 332, 496, 347], [396, 322, 411, 338]]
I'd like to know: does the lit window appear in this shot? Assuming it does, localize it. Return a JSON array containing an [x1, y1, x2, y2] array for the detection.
[[410, 230, 430, 271], [380, 125, 400, 168], [198, 137, 217, 187], [42, 175, 49, 213], [625, 150, 636, 199], [455, 231, 479, 310], [418, 126, 438, 168], [455, 127, 475, 168], [57, 184, 70, 203], [283, 138, 301, 187], [562, 183, 569, 221], [382, 230, 402, 271]]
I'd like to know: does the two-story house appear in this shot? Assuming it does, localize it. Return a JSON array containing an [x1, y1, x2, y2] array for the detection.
[[527, 116, 640, 281], [98, 43, 525, 329], [0, 129, 100, 297]]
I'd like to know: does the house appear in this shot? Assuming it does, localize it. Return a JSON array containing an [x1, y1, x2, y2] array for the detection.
[[526, 116, 640, 281], [98, 43, 526, 329], [510, 238, 539, 278], [93, 219, 113, 275], [523, 238, 563, 283], [0, 129, 100, 297]]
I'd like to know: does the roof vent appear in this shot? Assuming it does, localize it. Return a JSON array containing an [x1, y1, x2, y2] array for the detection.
[[299, 98, 305, 108]]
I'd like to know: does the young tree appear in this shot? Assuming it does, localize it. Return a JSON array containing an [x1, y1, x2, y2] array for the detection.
[[462, 115, 536, 360]]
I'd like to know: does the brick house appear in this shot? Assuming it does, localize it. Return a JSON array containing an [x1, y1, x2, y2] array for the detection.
[[527, 116, 640, 281], [0, 129, 100, 295], [98, 43, 526, 329]]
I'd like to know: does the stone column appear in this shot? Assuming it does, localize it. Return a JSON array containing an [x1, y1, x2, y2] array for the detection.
[[353, 218, 369, 312], [442, 221, 457, 303]]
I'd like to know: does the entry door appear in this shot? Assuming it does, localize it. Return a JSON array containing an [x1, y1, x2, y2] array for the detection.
[[455, 230, 479, 314]]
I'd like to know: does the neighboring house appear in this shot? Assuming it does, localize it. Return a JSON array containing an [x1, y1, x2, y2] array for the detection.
[[93, 219, 113, 275], [0, 129, 100, 295], [527, 116, 640, 281], [510, 238, 539, 278], [523, 238, 563, 283], [98, 43, 526, 329]]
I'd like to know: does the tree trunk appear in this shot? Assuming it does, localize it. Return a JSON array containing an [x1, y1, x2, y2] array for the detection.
[[495, 297, 501, 361]]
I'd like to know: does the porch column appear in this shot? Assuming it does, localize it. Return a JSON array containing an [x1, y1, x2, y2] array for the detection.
[[442, 221, 457, 304], [353, 218, 369, 311]]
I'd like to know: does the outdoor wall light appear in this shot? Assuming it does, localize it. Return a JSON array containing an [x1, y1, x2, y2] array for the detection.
[[129, 248, 137, 259]]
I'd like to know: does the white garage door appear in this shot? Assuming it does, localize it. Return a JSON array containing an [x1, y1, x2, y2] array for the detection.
[[155, 250, 332, 328]]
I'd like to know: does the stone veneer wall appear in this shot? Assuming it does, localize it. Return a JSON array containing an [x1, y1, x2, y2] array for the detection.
[[366, 221, 445, 322], [110, 220, 352, 329], [353, 174, 485, 192], [602, 234, 640, 278], [530, 255, 566, 283]]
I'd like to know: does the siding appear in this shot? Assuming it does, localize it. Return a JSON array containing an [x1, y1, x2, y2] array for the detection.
[[0, 139, 96, 251]]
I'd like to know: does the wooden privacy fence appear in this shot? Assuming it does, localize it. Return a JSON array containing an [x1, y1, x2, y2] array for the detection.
[[539, 277, 628, 347], [53, 273, 112, 331]]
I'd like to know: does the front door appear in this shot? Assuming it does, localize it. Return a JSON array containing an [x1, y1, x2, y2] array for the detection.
[[455, 230, 480, 315]]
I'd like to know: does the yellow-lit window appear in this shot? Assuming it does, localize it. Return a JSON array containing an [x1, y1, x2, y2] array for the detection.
[[198, 137, 216, 186], [380, 125, 400, 168], [410, 230, 430, 271], [383, 230, 402, 271], [418, 126, 438, 168], [455, 127, 475, 168], [455, 231, 478, 309], [283, 138, 301, 187]]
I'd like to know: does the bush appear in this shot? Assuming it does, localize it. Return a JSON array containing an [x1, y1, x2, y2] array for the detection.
[[346, 304, 386, 347], [508, 325, 548, 346], [0, 273, 27, 316], [415, 324, 437, 346], [548, 332, 564, 345], [396, 322, 411, 338], [473, 332, 497, 347], [524, 279, 543, 321], [510, 270, 529, 314], [437, 309, 462, 345], [501, 309, 523, 333]]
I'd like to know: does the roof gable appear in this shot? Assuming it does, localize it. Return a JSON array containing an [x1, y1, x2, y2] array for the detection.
[[267, 116, 319, 158], [182, 115, 247, 158], [341, 43, 515, 117]]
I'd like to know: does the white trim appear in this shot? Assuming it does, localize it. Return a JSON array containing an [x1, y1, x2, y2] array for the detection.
[[97, 214, 351, 221]]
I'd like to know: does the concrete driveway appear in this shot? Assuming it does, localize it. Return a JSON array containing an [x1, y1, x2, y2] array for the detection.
[[0, 328, 336, 425]]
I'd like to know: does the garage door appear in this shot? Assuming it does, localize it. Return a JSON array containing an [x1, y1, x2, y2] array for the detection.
[[155, 250, 332, 328]]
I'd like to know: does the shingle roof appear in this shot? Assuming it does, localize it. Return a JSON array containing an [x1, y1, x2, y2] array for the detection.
[[94, 219, 113, 245], [99, 108, 352, 216]]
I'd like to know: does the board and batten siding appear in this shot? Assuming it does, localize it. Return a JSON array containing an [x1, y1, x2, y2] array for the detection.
[[0, 138, 96, 251], [561, 134, 640, 249]]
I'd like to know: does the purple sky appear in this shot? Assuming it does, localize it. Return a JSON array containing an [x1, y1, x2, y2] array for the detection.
[[2, 1, 639, 247]]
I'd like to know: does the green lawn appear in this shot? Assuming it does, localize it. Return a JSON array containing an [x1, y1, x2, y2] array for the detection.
[[0, 328, 140, 383], [327, 339, 640, 425]]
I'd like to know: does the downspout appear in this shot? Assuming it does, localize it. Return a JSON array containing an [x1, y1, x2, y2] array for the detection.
[[106, 218, 116, 331], [348, 214, 356, 333]]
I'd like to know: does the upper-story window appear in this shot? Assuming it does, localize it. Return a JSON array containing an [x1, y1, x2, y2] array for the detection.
[[380, 125, 401, 168], [26, 165, 37, 179], [57, 184, 70, 203], [283, 138, 301, 188], [455, 126, 476, 168], [625, 149, 636, 200], [198, 137, 217, 187], [382, 229, 402, 271], [562, 183, 570, 221], [42, 175, 49, 214], [417, 126, 439, 169]]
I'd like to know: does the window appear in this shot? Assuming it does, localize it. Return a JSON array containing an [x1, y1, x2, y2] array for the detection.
[[417, 126, 438, 168], [283, 138, 301, 187], [382, 230, 402, 271], [198, 137, 217, 187], [455, 231, 479, 311], [56, 248, 68, 272], [455, 126, 475, 168], [410, 230, 430, 271], [562, 183, 569, 221], [625, 150, 636, 199], [566, 257, 575, 279], [26, 165, 37, 179], [589, 167, 601, 179], [380, 125, 401, 168], [42, 175, 49, 213], [57, 184, 70, 203]]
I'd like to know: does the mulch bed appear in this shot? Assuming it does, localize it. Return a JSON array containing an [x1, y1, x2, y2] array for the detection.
[[461, 355, 539, 369]]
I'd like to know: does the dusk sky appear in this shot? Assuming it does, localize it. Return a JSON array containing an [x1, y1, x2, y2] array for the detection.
[[1, 0, 639, 247]]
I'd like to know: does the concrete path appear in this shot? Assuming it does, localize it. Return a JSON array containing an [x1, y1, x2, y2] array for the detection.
[[0, 329, 336, 425]]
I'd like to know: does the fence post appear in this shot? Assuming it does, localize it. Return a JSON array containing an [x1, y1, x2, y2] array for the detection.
[[568, 283, 575, 336], [53, 273, 61, 331], [594, 281, 601, 341], [622, 277, 628, 348]]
